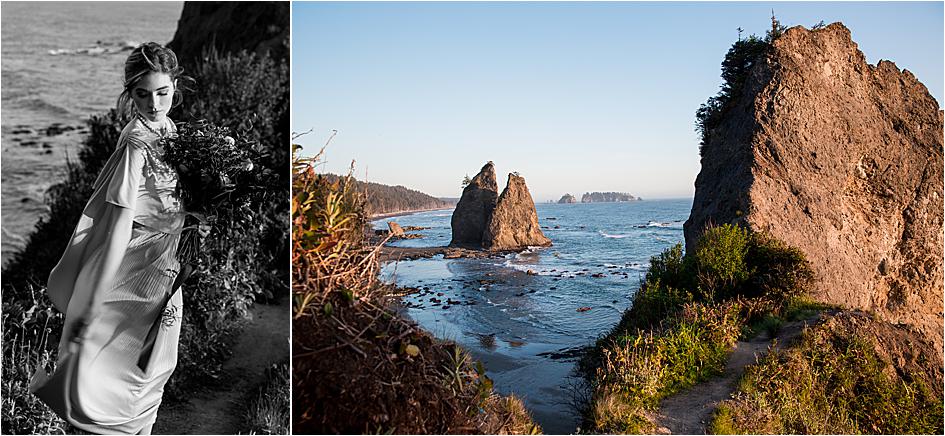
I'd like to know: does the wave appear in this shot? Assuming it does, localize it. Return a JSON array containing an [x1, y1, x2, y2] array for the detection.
[[646, 220, 685, 229], [499, 260, 555, 276], [599, 231, 632, 239], [47, 40, 139, 56]]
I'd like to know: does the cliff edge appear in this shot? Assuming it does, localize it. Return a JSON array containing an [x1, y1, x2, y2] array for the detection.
[[685, 23, 944, 349]]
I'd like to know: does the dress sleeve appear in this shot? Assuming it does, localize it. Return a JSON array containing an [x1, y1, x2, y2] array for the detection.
[[104, 137, 147, 210]]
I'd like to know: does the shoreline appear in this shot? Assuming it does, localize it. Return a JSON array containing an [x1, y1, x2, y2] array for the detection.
[[369, 206, 453, 221]]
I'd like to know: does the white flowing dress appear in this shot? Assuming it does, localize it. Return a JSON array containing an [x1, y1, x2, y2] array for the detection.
[[33, 116, 185, 434]]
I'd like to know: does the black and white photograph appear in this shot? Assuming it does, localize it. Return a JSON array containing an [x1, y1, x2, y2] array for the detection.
[[1, 2, 290, 434]]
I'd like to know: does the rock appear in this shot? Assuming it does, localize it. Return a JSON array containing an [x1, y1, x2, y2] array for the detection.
[[167, 2, 289, 67], [581, 192, 639, 202], [482, 173, 552, 250], [684, 23, 944, 349], [526, 269, 537, 276], [558, 194, 577, 204], [450, 162, 498, 246], [387, 221, 405, 237]]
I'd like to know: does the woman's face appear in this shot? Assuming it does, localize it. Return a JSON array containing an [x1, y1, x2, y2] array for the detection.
[[132, 71, 175, 123]]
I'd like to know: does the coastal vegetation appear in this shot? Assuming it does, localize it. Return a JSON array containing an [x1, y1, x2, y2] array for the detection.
[[321, 173, 454, 216], [582, 222, 943, 434], [711, 312, 943, 434], [581, 224, 815, 433], [695, 14, 785, 152], [0, 47, 289, 433], [292, 147, 540, 434]]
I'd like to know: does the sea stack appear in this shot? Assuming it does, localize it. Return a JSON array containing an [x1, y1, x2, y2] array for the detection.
[[482, 174, 552, 251], [450, 162, 498, 247], [684, 23, 944, 349]]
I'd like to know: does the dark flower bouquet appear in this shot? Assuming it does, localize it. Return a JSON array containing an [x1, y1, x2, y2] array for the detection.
[[162, 120, 261, 270]]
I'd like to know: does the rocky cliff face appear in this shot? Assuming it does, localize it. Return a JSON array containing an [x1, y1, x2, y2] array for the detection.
[[685, 23, 944, 349], [168, 1, 289, 66], [450, 162, 498, 246], [483, 174, 552, 251]]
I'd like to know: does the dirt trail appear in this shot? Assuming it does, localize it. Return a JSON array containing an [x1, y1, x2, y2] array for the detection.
[[153, 299, 289, 435], [652, 318, 817, 434]]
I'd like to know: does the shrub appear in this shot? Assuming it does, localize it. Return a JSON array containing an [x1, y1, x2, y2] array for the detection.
[[745, 232, 814, 305], [693, 223, 750, 301]]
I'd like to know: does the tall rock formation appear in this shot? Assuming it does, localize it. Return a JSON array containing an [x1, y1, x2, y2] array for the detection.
[[685, 23, 944, 349], [450, 162, 498, 246], [483, 174, 552, 250]]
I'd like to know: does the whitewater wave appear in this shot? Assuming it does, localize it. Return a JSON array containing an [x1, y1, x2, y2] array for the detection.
[[646, 220, 685, 229], [599, 231, 632, 239], [48, 40, 139, 56]]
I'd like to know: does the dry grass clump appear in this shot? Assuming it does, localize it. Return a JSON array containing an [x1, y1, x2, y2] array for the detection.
[[711, 311, 944, 435], [291, 145, 539, 434]]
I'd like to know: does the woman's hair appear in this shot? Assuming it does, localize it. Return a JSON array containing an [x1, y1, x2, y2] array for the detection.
[[116, 42, 194, 120]]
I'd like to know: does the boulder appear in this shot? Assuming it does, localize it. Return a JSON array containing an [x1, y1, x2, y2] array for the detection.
[[450, 162, 498, 246], [482, 174, 552, 250], [387, 221, 405, 237], [685, 23, 943, 349]]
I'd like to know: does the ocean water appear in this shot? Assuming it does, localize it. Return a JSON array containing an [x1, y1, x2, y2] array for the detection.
[[1, 1, 183, 265], [376, 199, 692, 434]]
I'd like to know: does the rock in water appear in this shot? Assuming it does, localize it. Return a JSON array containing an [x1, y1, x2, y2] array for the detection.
[[450, 162, 498, 246], [685, 23, 943, 349], [387, 221, 405, 237], [483, 174, 552, 250]]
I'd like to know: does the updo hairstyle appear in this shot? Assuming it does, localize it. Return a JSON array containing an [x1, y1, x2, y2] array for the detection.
[[116, 42, 194, 120]]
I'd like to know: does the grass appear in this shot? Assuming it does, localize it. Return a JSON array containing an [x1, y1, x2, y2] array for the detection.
[[582, 224, 818, 433], [588, 302, 743, 433], [710, 315, 944, 434], [242, 360, 290, 435]]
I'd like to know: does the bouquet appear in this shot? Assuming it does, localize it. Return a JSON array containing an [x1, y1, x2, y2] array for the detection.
[[162, 120, 260, 269]]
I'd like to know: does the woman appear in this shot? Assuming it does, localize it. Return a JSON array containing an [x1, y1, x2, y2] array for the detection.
[[31, 42, 191, 435]]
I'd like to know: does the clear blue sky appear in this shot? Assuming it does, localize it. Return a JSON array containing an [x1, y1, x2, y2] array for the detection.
[[292, 1, 943, 202]]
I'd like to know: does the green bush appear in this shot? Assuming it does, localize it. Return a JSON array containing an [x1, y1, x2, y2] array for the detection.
[[693, 224, 751, 301], [745, 232, 814, 305]]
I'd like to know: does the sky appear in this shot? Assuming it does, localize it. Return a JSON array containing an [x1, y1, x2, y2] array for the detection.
[[292, 1, 944, 202]]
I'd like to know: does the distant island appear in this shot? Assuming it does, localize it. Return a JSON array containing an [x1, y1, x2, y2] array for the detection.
[[557, 194, 577, 204], [579, 192, 640, 203]]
